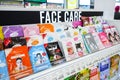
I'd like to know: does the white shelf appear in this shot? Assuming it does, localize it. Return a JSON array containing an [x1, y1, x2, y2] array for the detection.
[[20, 44, 120, 80], [0, 7, 103, 11]]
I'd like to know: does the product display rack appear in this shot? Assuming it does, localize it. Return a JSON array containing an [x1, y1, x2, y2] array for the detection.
[[0, 9, 120, 80], [20, 44, 120, 80]]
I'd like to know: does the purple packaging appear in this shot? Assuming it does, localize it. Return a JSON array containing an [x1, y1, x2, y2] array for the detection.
[[99, 58, 110, 80], [3, 25, 24, 38]]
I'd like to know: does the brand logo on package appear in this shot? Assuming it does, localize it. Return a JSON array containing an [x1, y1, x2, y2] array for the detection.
[[40, 11, 81, 23]]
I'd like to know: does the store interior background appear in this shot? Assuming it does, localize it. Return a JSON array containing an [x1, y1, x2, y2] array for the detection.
[[0, 0, 120, 80], [0, 0, 120, 32], [0, 0, 119, 20]]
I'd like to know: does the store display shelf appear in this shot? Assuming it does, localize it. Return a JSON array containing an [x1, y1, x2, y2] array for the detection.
[[20, 44, 120, 80], [0, 7, 104, 11]]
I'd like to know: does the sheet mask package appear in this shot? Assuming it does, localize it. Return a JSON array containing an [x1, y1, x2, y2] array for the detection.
[[3, 25, 24, 38], [92, 32, 105, 50], [56, 31, 68, 40], [99, 58, 110, 80], [88, 26, 104, 50], [98, 32, 112, 48], [26, 35, 43, 47], [4, 37, 26, 49], [83, 33, 99, 53], [52, 23, 64, 33], [0, 39, 4, 50], [22, 24, 40, 37], [89, 65, 100, 80], [61, 22, 73, 31], [103, 24, 115, 45], [110, 54, 119, 79], [0, 26, 4, 40], [67, 29, 88, 56], [37, 23, 55, 34], [5, 46, 33, 80], [0, 51, 9, 80], [29, 44, 51, 73], [59, 38, 78, 61], [110, 26, 120, 43], [42, 32, 58, 44], [44, 42, 66, 66], [65, 68, 90, 80]]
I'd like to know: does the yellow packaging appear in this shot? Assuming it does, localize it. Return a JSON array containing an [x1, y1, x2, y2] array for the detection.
[[0, 26, 4, 40], [66, 0, 77, 9]]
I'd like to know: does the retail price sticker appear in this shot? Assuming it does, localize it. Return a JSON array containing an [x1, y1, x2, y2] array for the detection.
[[63, 66, 71, 78], [56, 68, 65, 80], [33, 75, 49, 80], [69, 65, 76, 75], [74, 62, 81, 73], [46, 69, 60, 80]]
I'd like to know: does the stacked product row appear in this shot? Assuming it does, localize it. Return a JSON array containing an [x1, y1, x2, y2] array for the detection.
[[64, 54, 120, 80], [0, 16, 120, 80]]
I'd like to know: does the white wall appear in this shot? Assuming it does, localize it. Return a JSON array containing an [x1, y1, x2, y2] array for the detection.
[[94, 0, 116, 20]]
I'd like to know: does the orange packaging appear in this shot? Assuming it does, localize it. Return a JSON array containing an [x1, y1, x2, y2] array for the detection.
[[37, 23, 54, 33], [5, 46, 33, 80]]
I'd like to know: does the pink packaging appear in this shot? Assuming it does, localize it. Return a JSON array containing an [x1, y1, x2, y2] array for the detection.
[[110, 26, 120, 43], [22, 24, 40, 37], [89, 66, 100, 80], [3, 25, 24, 38], [103, 25, 115, 45], [72, 21, 82, 28], [98, 32, 112, 48], [92, 32, 105, 50]]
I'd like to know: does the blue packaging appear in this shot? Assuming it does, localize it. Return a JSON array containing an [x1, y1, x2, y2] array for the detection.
[[29, 45, 51, 73], [99, 58, 110, 80], [0, 50, 9, 80]]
